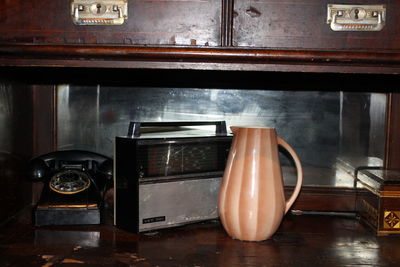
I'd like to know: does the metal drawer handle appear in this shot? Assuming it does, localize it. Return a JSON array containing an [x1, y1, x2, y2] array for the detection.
[[327, 4, 386, 31], [71, 0, 128, 26]]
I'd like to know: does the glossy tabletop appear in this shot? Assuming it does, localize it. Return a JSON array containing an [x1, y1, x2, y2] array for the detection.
[[1, 210, 400, 266]]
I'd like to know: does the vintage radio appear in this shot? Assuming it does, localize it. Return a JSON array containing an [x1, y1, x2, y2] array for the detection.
[[114, 121, 232, 233], [355, 168, 400, 235]]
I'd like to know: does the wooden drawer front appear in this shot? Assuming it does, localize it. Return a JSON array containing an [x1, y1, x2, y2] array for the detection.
[[233, 0, 400, 50], [0, 0, 221, 46]]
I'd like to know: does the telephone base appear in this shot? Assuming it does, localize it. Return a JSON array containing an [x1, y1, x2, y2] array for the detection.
[[34, 206, 100, 226]]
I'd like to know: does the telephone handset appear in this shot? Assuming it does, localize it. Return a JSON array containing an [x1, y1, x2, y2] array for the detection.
[[28, 150, 113, 226]]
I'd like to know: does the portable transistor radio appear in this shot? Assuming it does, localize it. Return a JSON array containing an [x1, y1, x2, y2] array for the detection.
[[114, 121, 232, 233]]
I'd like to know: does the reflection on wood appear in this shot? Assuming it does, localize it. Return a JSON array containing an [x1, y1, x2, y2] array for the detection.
[[2, 208, 400, 266]]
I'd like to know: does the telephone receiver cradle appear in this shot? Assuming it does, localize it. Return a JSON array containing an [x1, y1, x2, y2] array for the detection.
[[28, 150, 113, 226]]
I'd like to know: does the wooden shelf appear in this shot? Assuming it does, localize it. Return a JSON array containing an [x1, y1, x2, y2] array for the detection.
[[1, 207, 400, 266]]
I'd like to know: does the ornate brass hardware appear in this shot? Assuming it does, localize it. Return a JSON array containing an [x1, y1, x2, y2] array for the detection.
[[384, 211, 400, 229], [327, 4, 386, 31], [71, 0, 128, 25]]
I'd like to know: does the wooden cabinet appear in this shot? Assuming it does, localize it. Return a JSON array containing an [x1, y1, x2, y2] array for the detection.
[[0, 0, 221, 46], [2, 1, 400, 74], [1, 0, 400, 224], [4, 0, 400, 50]]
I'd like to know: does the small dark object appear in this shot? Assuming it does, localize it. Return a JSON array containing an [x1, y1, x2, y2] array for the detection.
[[28, 150, 113, 226]]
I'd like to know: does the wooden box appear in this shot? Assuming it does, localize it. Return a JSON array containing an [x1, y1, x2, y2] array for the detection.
[[356, 169, 400, 236]]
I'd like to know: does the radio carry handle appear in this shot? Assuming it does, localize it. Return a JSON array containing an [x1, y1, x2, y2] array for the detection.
[[127, 121, 228, 138]]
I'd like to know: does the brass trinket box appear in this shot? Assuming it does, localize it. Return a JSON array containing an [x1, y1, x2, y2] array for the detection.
[[356, 168, 400, 235]]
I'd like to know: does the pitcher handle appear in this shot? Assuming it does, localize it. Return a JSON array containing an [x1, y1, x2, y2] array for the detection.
[[277, 137, 303, 214]]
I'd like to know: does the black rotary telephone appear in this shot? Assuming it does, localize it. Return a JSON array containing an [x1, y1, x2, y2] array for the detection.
[[28, 150, 113, 226]]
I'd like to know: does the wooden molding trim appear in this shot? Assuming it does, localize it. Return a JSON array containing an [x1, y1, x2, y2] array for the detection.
[[2, 45, 400, 73], [385, 93, 400, 170], [221, 0, 234, 47]]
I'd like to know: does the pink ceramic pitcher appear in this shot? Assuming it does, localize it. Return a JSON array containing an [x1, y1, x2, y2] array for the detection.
[[218, 127, 303, 241]]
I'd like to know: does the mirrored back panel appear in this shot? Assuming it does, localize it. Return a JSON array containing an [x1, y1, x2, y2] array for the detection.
[[57, 84, 386, 188]]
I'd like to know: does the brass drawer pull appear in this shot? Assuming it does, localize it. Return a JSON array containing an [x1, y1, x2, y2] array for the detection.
[[327, 4, 386, 31], [71, 0, 128, 26]]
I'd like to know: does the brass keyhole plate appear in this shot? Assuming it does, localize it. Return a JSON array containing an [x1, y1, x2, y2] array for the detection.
[[71, 0, 128, 25]]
